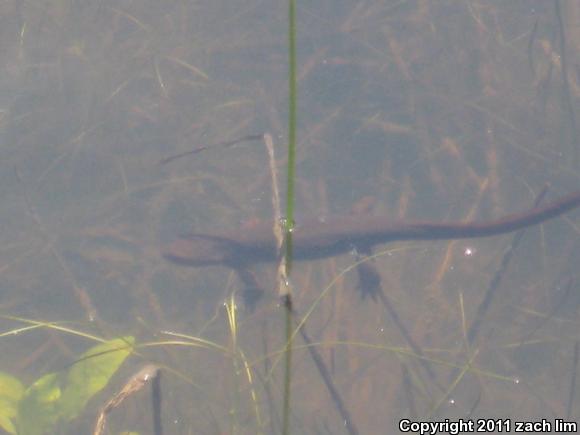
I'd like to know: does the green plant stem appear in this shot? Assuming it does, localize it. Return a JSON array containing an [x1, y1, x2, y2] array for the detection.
[[282, 1, 297, 434], [285, 0, 297, 272]]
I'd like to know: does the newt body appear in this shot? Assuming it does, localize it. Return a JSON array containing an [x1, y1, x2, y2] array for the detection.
[[163, 190, 580, 268]]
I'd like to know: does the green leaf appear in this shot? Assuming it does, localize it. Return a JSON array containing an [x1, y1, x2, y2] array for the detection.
[[58, 337, 134, 421], [16, 373, 61, 435], [0, 371, 25, 434]]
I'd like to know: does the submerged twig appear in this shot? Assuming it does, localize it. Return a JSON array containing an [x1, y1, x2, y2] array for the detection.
[[93, 364, 162, 435], [264, 133, 290, 298], [296, 322, 360, 435], [466, 187, 548, 345], [554, 0, 579, 167], [158, 134, 264, 165]]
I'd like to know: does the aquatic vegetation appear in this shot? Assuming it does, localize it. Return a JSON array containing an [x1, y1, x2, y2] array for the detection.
[[0, 337, 133, 435]]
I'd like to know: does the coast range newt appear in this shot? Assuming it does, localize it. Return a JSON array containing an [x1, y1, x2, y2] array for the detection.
[[163, 190, 580, 269]]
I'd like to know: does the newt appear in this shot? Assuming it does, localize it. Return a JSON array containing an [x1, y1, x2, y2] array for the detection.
[[163, 190, 580, 269], [162, 189, 580, 378]]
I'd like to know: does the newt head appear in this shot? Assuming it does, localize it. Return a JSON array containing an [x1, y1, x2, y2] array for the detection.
[[161, 234, 242, 267]]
